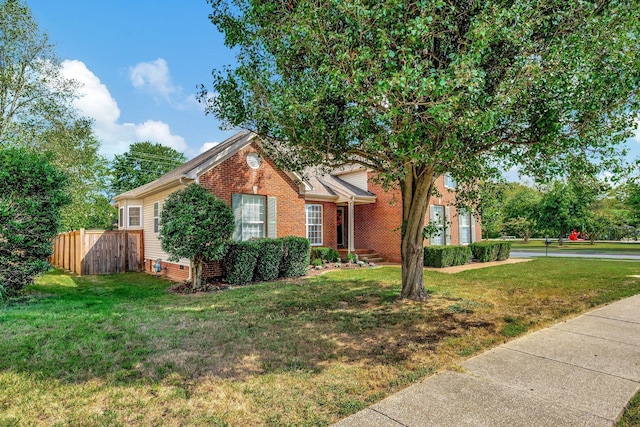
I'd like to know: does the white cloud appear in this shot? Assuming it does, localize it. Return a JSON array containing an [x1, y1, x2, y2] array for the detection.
[[198, 141, 220, 154], [129, 58, 197, 110], [60, 59, 187, 158]]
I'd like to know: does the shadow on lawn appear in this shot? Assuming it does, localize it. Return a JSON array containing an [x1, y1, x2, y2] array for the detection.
[[0, 269, 497, 386]]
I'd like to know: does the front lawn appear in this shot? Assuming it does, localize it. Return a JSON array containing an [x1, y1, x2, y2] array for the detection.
[[510, 239, 640, 253], [1, 259, 640, 426]]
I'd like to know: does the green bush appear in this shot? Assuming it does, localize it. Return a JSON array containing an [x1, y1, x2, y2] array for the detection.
[[224, 241, 260, 285], [253, 238, 284, 282], [310, 247, 340, 263], [346, 253, 357, 263], [424, 246, 472, 268], [280, 236, 311, 278], [469, 241, 511, 262]]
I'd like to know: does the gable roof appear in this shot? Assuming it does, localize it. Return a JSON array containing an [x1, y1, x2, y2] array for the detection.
[[113, 131, 256, 200], [113, 131, 376, 203]]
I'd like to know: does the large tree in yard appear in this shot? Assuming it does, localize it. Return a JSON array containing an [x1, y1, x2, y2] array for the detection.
[[203, 0, 640, 300], [159, 185, 234, 291]]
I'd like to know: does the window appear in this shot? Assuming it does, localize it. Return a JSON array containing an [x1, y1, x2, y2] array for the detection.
[[128, 206, 141, 227], [232, 195, 265, 241], [305, 204, 323, 246], [444, 173, 456, 189], [119, 207, 124, 228], [459, 210, 471, 245], [430, 205, 445, 245], [153, 202, 160, 233]]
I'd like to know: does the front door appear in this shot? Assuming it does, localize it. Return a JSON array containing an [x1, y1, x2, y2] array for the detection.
[[337, 207, 346, 248]]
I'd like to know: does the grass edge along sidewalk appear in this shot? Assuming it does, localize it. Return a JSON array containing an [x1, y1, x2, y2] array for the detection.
[[1, 258, 640, 426]]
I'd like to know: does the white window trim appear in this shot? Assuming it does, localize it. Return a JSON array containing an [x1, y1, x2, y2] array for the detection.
[[119, 207, 124, 228], [430, 205, 446, 245], [241, 195, 266, 241], [128, 205, 142, 228], [153, 201, 160, 234], [444, 173, 456, 189], [305, 204, 323, 246]]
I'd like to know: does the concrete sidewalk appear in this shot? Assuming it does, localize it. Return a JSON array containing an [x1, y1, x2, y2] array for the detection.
[[333, 294, 640, 427]]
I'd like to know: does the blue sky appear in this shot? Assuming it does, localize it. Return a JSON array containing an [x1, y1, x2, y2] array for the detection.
[[28, 1, 640, 165]]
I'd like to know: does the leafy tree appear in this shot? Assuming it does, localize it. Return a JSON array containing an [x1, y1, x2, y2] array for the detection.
[[501, 184, 541, 242], [111, 142, 187, 195], [22, 117, 113, 230], [1, 1, 113, 230], [477, 181, 506, 239], [204, 0, 640, 300], [0, 147, 69, 295], [159, 185, 234, 291], [0, 0, 77, 142]]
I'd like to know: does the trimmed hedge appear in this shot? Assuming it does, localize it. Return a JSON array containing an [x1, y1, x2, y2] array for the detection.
[[469, 241, 511, 262], [310, 247, 340, 263], [280, 236, 311, 278], [424, 245, 472, 268], [253, 238, 284, 282], [224, 241, 260, 285]]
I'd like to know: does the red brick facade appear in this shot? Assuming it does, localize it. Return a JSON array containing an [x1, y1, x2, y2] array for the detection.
[[198, 143, 306, 238], [354, 173, 481, 262]]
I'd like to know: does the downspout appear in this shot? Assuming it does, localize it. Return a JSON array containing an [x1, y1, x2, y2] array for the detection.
[[348, 196, 355, 253]]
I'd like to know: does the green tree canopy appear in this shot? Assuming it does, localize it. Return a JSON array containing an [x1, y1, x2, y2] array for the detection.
[[204, 0, 640, 300], [111, 141, 187, 195], [159, 185, 234, 291], [0, 147, 69, 295]]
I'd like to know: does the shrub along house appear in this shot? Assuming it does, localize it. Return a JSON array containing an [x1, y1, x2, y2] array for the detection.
[[113, 131, 481, 281]]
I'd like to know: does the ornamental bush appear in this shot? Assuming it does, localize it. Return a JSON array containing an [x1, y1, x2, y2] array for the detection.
[[0, 147, 69, 295], [280, 236, 310, 278], [469, 241, 512, 262], [253, 238, 284, 282], [224, 241, 260, 285], [424, 246, 472, 268], [310, 247, 340, 263]]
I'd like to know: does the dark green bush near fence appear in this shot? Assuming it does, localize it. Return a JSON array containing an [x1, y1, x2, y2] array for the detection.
[[224, 241, 260, 285], [424, 246, 472, 268], [280, 236, 311, 278], [253, 238, 284, 282], [310, 247, 340, 263], [224, 237, 312, 285], [469, 241, 511, 262]]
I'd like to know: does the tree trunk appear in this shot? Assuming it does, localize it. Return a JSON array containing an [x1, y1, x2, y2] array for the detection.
[[191, 257, 204, 291], [399, 166, 435, 301]]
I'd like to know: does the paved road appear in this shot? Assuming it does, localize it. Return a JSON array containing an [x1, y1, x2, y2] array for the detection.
[[511, 250, 640, 260]]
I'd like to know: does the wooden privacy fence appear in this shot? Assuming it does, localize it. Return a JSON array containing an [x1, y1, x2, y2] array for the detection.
[[50, 229, 144, 275]]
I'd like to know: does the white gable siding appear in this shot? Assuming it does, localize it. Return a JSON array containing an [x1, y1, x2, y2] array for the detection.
[[338, 170, 368, 192], [143, 186, 190, 267]]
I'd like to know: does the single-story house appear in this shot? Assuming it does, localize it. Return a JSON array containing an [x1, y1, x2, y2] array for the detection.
[[113, 131, 481, 281]]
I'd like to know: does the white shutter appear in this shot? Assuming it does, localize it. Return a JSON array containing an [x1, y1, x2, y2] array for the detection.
[[429, 205, 435, 245], [267, 197, 277, 238], [232, 194, 243, 241], [471, 212, 477, 242], [445, 206, 451, 245]]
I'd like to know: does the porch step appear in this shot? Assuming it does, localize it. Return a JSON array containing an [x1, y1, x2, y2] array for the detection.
[[337, 249, 385, 264]]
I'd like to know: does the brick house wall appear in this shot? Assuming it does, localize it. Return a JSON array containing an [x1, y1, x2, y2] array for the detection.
[[198, 143, 307, 238], [354, 172, 481, 262]]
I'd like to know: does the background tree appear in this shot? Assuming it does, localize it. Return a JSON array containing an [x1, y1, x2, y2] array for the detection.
[[0, 0, 77, 142], [204, 0, 640, 300], [477, 181, 506, 239], [159, 185, 234, 291], [1, 0, 113, 230], [0, 147, 69, 295], [111, 141, 188, 195], [501, 184, 541, 242]]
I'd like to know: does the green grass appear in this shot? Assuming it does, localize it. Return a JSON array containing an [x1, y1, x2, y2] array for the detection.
[[619, 391, 640, 426], [1, 260, 640, 425], [510, 239, 640, 253]]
